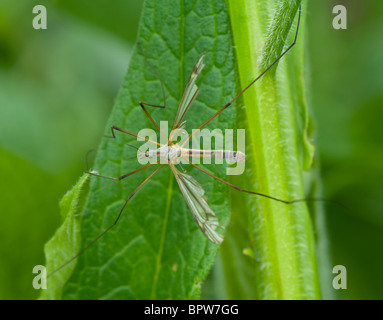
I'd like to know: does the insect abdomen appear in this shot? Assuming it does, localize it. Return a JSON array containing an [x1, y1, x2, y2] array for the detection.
[[185, 149, 245, 162]]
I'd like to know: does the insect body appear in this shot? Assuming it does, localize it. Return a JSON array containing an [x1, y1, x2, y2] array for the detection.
[[139, 145, 245, 164], [138, 142, 246, 244], [130, 54, 247, 244]]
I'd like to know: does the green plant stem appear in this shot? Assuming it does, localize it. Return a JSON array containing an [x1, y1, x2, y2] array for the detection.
[[226, 0, 321, 299]]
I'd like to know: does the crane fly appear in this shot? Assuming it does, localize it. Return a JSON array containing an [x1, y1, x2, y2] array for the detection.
[[48, 6, 306, 277], [89, 54, 246, 245]]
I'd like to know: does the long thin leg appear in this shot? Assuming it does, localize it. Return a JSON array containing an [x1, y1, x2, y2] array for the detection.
[[185, 159, 292, 204], [139, 102, 170, 144], [48, 164, 166, 278], [86, 159, 160, 181], [185, 159, 350, 211], [110, 125, 162, 146], [85, 146, 144, 175], [181, 6, 302, 148], [139, 102, 165, 109]]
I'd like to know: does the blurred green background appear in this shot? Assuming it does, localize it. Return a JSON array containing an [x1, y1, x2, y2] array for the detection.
[[0, 0, 381, 299]]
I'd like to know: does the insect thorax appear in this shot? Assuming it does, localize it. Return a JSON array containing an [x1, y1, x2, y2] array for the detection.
[[137, 145, 181, 162]]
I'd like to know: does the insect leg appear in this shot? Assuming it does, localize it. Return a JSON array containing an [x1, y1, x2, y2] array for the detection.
[[139, 102, 165, 109], [139, 102, 170, 144], [184, 159, 349, 211], [86, 159, 161, 181], [47, 164, 166, 278], [181, 5, 302, 148], [107, 125, 162, 146], [185, 159, 292, 204]]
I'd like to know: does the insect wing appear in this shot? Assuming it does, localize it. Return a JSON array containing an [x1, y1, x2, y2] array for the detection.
[[172, 55, 205, 131], [170, 164, 223, 244]]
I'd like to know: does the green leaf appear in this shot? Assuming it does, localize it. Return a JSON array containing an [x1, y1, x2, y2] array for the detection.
[[40, 173, 90, 300], [46, 0, 237, 299]]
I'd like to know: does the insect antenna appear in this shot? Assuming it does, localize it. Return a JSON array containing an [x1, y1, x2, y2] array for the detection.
[[182, 5, 302, 147], [125, 143, 151, 161], [125, 143, 139, 150]]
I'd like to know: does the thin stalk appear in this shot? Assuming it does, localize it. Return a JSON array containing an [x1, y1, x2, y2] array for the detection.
[[225, 0, 320, 299]]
